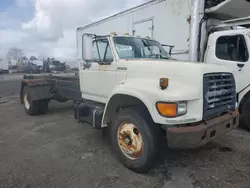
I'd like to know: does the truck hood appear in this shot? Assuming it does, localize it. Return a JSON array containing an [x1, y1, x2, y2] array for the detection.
[[121, 59, 231, 78], [119, 59, 232, 100]]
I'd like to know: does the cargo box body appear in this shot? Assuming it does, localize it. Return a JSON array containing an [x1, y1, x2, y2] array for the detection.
[[77, 0, 250, 61], [77, 0, 192, 60], [0, 60, 9, 73]]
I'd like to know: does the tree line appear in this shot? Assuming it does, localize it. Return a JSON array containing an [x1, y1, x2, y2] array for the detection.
[[4, 47, 51, 61]]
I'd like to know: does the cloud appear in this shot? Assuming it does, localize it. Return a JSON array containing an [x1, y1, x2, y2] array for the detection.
[[22, 0, 147, 42], [0, 29, 27, 58], [16, 0, 29, 7], [15, 0, 34, 8], [1, 0, 148, 60]]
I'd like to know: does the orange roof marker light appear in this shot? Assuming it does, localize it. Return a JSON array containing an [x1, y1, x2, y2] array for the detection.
[[110, 32, 117, 36]]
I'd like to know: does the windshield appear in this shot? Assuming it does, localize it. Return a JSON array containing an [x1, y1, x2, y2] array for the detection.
[[113, 37, 170, 60]]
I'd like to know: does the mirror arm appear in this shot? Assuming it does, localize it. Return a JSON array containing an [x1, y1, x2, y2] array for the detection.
[[94, 35, 102, 63]]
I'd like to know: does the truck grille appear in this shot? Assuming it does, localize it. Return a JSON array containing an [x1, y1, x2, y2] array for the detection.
[[203, 73, 236, 119]]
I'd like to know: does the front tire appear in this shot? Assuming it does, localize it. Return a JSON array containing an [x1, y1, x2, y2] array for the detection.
[[110, 108, 160, 173], [241, 98, 250, 130]]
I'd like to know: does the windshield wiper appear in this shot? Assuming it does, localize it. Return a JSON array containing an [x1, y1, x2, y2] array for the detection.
[[160, 57, 168, 59], [142, 40, 157, 59]]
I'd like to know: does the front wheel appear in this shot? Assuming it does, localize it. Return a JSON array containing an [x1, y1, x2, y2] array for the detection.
[[111, 108, 160, 173]]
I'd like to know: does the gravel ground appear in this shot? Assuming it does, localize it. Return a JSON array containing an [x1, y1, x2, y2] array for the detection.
[[0, 75, 250, 188]]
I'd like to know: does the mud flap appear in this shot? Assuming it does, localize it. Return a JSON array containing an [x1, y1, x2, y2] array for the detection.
[[23, 85, 52, 102]]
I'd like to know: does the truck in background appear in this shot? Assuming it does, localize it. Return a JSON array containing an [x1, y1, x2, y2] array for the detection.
[[78, 0, 250, 129], [0, 60, 9, 74]]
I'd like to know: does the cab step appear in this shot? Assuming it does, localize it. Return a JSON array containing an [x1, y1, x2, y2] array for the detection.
[[74, 101, 105, 129]]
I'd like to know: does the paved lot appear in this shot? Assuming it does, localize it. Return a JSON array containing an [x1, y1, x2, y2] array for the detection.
[[0, 74, 250, 188]]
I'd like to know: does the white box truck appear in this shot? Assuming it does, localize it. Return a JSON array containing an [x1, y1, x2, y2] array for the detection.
[[21, 32, 239, 173], [77, 0, 250, 130], [20, 0, 241, 173], [0, 60, 9, 73]]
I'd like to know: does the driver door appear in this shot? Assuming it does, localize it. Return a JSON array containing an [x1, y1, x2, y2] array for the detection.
[[80, 37, 117, 103]]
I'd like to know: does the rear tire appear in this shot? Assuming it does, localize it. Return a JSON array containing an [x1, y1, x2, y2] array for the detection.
[[241, 98, 250, 130], [38, 100, 49, 114], [110, 108, 160, 173], [23, 87, 39, 115], [23, 87, 49, 115]]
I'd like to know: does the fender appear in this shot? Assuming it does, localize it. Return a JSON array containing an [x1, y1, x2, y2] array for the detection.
[[101, 85, 154, 127], [20, 79, 52, 104], [238, 85, 250, 111], [238, 84, 250, 101], [102, 78, 201, 126]]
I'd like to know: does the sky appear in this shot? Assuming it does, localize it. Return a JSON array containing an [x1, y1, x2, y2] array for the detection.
[[0, 0, 148, 61]]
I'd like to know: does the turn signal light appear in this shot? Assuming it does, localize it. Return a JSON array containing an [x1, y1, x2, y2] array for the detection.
[[156, 102, 177, 117]]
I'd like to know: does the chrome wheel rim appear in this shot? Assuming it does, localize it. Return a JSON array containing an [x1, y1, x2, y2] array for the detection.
[[117, 122, 144, 160], [24, 93, 30, 110]]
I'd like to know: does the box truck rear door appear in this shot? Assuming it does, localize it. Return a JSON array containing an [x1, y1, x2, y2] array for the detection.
[[205, 0, 250, 20]]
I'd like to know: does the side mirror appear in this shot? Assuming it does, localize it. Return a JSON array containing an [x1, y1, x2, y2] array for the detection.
[[82, 34, 94, 61]]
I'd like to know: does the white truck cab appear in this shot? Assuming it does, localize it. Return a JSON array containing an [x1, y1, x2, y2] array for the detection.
[[205, 28, 250, 96], [76, 32, 239, 172], [19, 0, 246, 174], [75, 0, 250, 130], [203, 27, 250, 129]]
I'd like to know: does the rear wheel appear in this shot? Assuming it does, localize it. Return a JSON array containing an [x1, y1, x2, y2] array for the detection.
[[23, 87, 39, 115], [23, 87, 49, 115], [110, 108, 160, 173], [241, 98, 250, 130], [38, 100, 49, 114]]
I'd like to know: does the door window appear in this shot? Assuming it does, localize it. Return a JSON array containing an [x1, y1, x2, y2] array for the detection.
[[92, 38, 113, 62], [116, 44, 134, 58], [216, 35, 249, 62]]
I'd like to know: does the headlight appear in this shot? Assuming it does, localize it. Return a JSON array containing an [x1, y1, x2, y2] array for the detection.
[[156, 101, 187, 117], [177, 102, 187, 116]]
